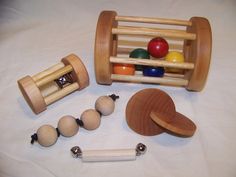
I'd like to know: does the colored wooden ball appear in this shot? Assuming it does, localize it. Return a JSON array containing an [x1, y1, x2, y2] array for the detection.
[[57, 115, 79, 137], [95, 96, 115, 116], [129, 48, 150, 70], [143, 66, 165, 77], [80, 109, 101, 130], [113, 64, 135, 75], [165, 51, 184, 73], [36, 125, 58, 147], [147, 37, 169, 58]]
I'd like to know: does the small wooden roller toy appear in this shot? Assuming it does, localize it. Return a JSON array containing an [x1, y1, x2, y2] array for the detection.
[[95, 11, 212, 91], [18, 54, 89, 114]]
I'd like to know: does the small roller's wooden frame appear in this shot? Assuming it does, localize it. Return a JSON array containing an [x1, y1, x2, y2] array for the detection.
[[94, 11, 212, 91], [18, 54, 89, 114]]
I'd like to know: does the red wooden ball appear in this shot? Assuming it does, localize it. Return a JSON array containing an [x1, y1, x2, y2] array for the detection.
[[147, 37, 169, 58]]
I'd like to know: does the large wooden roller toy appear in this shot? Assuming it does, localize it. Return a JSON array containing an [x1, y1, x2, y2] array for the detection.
[[95, 11, 212, 91], [18, 54, 89, 114]]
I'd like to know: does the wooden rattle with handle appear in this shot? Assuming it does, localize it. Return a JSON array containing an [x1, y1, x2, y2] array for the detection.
[[71, 143, 146, 162]]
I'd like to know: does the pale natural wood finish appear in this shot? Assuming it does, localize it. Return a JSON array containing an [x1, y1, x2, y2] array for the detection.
[[57, 115, 79, 137], [95, 96, 115, 116], [134, 70, 185, 78], [35, 65, 73, 87], [94, 11, 118, 85], [126, 88, 176, 136], [112, 27, 196, 40], [40, 82, 60, 97], [183, 17, 212, 91], [110, 56, 194, 69], [111, 74, 188, 86], [18, 76, 46, 114], [115, 15, 192, 26], [82, 149, 136, 162], [32, 62, 65, 81], [44, 82, 79, 105], [80, 109, 101, 130], [62, 54, 89, 90], [36, 125, 58, 147], [150, 111, 196, 137]]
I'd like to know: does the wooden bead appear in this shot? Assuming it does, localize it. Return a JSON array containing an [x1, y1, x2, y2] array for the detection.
[[36, 125, 58, 147], [80, 109, 101, 130], [58, 115, 79, 137], [95, 96, 115, 116]]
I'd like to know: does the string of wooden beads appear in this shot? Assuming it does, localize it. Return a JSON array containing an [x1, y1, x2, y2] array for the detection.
[[31, 94, 119, 147]]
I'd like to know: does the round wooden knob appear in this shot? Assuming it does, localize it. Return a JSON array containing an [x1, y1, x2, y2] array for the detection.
[[80, 109, 101, 130], [95, 96, 115, 116], [58, 115, 79, 137], [36, 125, 58, 147]]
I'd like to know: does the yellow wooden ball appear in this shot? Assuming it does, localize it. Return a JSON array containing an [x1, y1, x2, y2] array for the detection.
[[95, 96, 115, 116], [37, 125, 58, 147], [165, 51, 184, 73], [58, 115, 79, 137], [80, 109, 101, 130]]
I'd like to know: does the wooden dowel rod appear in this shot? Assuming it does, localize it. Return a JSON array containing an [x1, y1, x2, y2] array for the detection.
[[112, 28, 196, 40], [36, 65, 73, 87], [111, 74, 188, 86], [32, 62, 65, 81], [118, 25, 187, 34], [135, 70, 184, 78], [44, 82, 79, 106], [115, 15, 192, 26], [110, 57, 194, 69]]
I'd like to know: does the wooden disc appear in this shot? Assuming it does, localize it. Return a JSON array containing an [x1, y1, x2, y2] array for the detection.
[[183, 17, 212, 91], [62, 54, 89, 90], [94, 11, 118, 85], [150, 111, 196, 137], [18, 76, 46, 114], [126, 88, 176, 136]]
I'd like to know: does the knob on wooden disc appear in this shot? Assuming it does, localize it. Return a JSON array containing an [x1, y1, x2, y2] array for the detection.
[[126, 88, 176, 136]]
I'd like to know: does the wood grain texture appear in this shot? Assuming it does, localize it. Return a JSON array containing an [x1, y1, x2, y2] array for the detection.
[[126, 88, 176, 136], [183, 17, 212, 91], [61, 54, 89, 90], [94, 11, 118, 84], [150, 111, 196, 137], [18, 76, 46, 114]]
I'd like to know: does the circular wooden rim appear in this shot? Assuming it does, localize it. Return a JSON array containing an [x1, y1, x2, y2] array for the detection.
[[62, 54, 89, 90], [94, 10, 118, 85], [126, 88, 176, 136], [183, 17, 212, 91], [18, 76, 46, 114]]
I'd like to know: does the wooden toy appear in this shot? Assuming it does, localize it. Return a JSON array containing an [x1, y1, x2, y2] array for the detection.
[[94, 11, 212, 91], [126, 89, 196, 137], [129, 48, 150, 70], [147, 37, 169, 58], [143, 66, 165, 77], [18, 54, 89, 114], [113, 63, 135, 75], [71, 143, 146, 162], [165, 51, 184, 73], [31, 94, 119, 147]]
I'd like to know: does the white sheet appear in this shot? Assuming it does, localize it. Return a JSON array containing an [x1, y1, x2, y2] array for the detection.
[[0, 0, 236, 177]]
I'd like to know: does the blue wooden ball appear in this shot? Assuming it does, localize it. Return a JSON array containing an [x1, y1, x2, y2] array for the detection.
[[143, 66, 165, 77]]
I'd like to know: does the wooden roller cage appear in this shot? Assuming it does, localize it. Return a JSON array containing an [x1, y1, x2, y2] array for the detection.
[[94, 11, 212, 91], [18, 54, 89, 114]]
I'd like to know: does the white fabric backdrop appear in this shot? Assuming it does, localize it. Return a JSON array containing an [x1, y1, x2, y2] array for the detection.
[[0, 0, 236, 177]]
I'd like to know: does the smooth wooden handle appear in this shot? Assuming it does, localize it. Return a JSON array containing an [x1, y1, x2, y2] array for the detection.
[[32, 62, 65, 81], [44, 82, 79, 105], [35, 65, 73, 87], [110, 56, 194, 69], [82, 149, 136, 162], [115, 15, 192, 26]]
